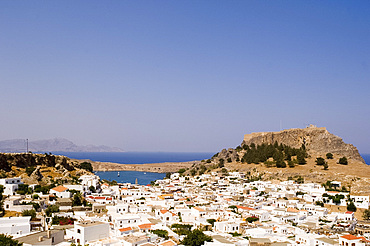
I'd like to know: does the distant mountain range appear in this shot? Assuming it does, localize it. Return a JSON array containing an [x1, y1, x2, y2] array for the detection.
[[0, 138, 124, 153]]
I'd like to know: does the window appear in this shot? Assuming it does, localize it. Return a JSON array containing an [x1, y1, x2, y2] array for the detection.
[[77, 229, 81, 233]]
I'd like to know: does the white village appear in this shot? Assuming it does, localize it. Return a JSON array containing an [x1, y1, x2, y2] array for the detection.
[[1, 170, 370, 246]]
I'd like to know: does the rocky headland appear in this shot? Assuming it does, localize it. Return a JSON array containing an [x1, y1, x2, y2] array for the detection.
[[86, 126, 370, 195]]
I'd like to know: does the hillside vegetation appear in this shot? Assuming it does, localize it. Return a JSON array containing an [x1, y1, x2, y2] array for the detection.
[[0, 153, 93, 185]]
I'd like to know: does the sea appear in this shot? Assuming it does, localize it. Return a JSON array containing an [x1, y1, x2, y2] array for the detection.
[[51, 152, 370, 185], [51, 152, 214, 185]]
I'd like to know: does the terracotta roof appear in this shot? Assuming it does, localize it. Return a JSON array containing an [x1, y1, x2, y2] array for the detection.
[[340, 235, 365, 240], [119, 227, 133, 232], [193, 207, 205, 212], [139, 223, 153, 229], [160, 209, 169, 214], [345, 211, 354, 214], [287, 208, 299, 213], [236, 206, 254, 210], [51, 185, 69, 192], [159, 240, 176, 246]]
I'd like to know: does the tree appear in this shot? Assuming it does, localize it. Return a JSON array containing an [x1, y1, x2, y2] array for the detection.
[[182, 229, 212, 246], [276, 159, 286, 168], [25, 167, 35, 176], [22, 209, 36, 219], [152, 229, 168, 240], [246, 216, 259, 223], [218, 159, 225, 168], [323, 162, 328, 170], [45, 205, 59, 217], [190, 169, 196, 176], [339, 157, 348, 165], [288, 161, 295, 168], [178, 169, 186, 174], [363, 207, 370, 220], [171, 224, 192, 235], [206, 219, 216, 227], [297, 152, 307, 165], [80, 162, 93, 172], [347, 201, 357, 212], [228, 205, 237, 213], [296, 176, 304, 184], [326, 153, 333, 159], [89, 186, 96, 193], [165, 172, 171, 179], [16, 184, 32, 195], [0, 234, 23, 246], [72, 192, 83, 207], [315, 157, 326, 166]]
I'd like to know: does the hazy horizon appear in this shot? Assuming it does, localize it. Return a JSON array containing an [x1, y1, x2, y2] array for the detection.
[[1, 1, 369, 153]]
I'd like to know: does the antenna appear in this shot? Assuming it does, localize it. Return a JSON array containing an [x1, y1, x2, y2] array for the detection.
[[280, 120, 282, 131], [26, 139, 29, 153]]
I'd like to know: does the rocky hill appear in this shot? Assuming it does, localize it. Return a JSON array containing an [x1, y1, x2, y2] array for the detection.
[[0, 152, 93, 185], [242, 125, 364, 163], [0, 138, 124, 153]]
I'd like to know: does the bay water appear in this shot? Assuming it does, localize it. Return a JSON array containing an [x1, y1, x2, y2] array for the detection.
[[52, 152, 214, 185]]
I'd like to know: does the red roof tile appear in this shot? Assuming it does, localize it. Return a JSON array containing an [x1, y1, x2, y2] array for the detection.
[[51, 186, 69, 192], [119, 227, 133, 232]]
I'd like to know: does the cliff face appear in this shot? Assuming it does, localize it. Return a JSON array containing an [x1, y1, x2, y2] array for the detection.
[[242, 126, 365, 163]]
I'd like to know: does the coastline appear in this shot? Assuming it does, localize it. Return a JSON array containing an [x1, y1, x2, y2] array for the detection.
[[80, 159, 196, 173]]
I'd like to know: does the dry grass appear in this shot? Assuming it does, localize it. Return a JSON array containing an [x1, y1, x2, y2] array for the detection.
[[3, 210, 22, 217]]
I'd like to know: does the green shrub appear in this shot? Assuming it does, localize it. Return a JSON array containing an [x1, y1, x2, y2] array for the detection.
[[315, 157, 326, 165], [80, 162, 93, 172], [339, 157, 348, 165], [326, 153, 333, 159]]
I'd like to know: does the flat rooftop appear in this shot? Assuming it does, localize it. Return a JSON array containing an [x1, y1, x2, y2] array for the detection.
[[77, 221, 107, 227]]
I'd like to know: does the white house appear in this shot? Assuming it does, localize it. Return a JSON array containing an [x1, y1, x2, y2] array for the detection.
[[113, 214, 141, 229], [339, 235, 370, 246], [79, 174, 100, 192], [49, 185, 71, 198], [3, 196, 33, 212], [315, 237, 339, 246], [0, 177, 23, 196], [66, 221, 109, 245], [0, 216, 31, 236], [214, 221, 240, 233]]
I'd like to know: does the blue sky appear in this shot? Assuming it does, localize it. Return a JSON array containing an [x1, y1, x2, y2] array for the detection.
[[1, 1, 369, 153]]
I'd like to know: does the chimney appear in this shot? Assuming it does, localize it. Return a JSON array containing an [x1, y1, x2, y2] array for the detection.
[[47, 230, 51, 239], [38, 236, 43, 242]]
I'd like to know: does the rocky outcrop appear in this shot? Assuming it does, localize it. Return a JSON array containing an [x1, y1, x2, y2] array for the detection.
[[242, 125, 365, 163]]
